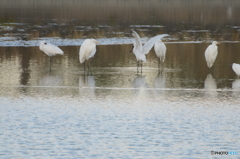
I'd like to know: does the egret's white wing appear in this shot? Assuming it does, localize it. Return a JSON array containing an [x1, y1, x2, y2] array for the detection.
[[132, 30, 142, 53], [43, 43, 64, 55], [89, 49, 97, 59], [142, 34, 168, 55]]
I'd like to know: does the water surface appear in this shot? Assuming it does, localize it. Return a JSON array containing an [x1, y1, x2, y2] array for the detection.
[[1, 43, 240, 158], [1, 0, 240, 158]]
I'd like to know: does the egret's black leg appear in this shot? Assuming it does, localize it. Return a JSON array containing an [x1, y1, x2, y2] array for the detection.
[[137, 61, 139, 74], [87, 59, 92, 75], [48, 56, 52, 73], [49, 64, 52, 73], [87, 59, 91, 72], [49, 56, 52, 63], [129, 46, 134, 53], [84, 61, 86, 72]]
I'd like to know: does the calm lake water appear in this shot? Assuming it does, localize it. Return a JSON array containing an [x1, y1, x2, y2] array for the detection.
[[1, 0, 240, 158]]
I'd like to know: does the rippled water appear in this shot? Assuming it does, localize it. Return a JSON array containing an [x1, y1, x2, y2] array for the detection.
[[1, 43, 240, 158], [1, 0, 240, 158]]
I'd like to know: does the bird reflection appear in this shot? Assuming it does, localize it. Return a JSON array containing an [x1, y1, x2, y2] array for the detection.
[[38, 72, 63, 95], [79, 75, 96, 97], [204, 73, 217, 97], [39, 74, 63, 87], [19, 50, 31, 93], [154, 70, 166, 88], [204, 74, 217, 89], [133, 75, 148, 88], [132, 75, 149, 97], [232, 79, 240, 97], [232, 79, 240, 89], [154, 70, 166, 95]]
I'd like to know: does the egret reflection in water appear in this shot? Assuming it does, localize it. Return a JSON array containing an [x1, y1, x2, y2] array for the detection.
[[79, 75, 96, 97], [132, 75, 149, 97], [232, 79, 240, 97], [133, 75, 148, 88], [38, 73, 63, 95], [154, 71, 166, 89], [204, 74, 217, 90], [204, 74, 217, 97], [153, 70, 166, 96], [232, 79, 240, 89]]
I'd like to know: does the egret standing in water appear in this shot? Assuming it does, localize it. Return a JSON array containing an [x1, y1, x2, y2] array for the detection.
[[232, 63, 240, 77], [79, 39, 100, 71], [39, 41, 64, 63], [154, 40, 167, 68], [205, 41, 220, 69], [129, 30, 168, 73]]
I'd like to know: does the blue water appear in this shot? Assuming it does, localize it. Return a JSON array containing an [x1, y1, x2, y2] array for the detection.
[[1, 87, 240, 158]]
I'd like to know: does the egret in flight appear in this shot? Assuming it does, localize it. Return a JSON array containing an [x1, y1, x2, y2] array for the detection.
[[129, 30, 168, 73], [154, 40, 167, 68], [39, 41, 64, 63], [232, 63, 240, 77], [205, 41, 220, 69], [79, 39, 100, 71]]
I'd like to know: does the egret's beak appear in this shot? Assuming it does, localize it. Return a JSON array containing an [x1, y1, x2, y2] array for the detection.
[[129, 46, 134, 53], [217, 42, 220, 45], [95, 41, 100, 44]]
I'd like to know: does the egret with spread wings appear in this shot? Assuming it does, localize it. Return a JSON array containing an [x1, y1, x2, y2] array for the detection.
[[129, 30, 168, 73]]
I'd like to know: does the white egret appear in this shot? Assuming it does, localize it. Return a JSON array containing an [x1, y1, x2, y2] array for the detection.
[[129, 30, 168, 73], [79, 39, 100, 71], [205, 41, 220, 69], [154, 40, 167, 67], [232, 63, 240, 77], [39, 41, 64, 63]]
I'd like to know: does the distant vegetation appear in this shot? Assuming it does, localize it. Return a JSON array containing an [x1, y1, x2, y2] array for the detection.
[[0, 0, 240, 41]]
